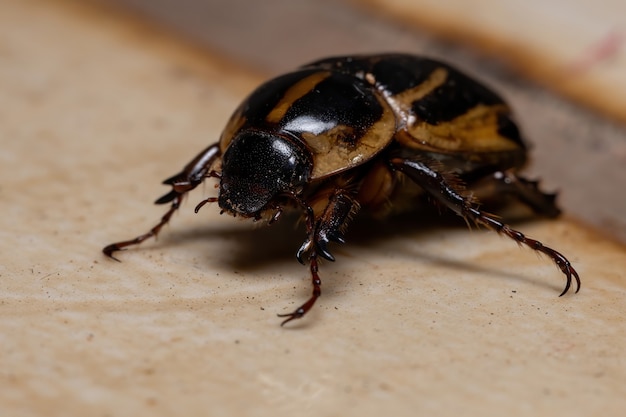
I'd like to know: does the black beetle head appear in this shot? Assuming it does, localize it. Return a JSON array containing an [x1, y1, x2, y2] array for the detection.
[[219, 131, 312, 217]]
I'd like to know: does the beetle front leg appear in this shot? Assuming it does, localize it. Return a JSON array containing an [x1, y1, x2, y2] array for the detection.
[[391, 157, 580, 295], [103, 194, 183, 261], [278, 253, 323, 326], [103, 144, 221, 260], [279, 191, 360, 325]]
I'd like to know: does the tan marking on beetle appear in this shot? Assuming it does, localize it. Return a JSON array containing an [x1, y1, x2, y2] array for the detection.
[[357, 161, 395, 214], [265, 71, 332, 124], [303, 124, 356, 155], [218, 107, 246, 153], [385, 67, 449, 127], [303, 94, 397, 179], [399, 104, 520, 153]]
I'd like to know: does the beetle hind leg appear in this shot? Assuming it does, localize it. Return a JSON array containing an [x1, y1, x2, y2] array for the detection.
[[103, 144, 221, 260], [390, 157, 580, 295], [469, 170, 561, 218]]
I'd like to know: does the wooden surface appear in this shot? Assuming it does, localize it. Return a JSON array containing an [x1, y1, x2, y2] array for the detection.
[[2, 1, 626, 416]]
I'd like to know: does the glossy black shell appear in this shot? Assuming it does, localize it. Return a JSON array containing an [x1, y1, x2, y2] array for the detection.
[[219, 54, 527, 181]]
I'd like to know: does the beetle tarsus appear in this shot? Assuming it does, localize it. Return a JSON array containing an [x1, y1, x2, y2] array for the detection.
[[278, 255, 322, 326], [102, 196, 183, 260], [154, 189, 178, 205], [315, 232, 336, 262], [296, 239, 312, 265], [194, 197, 218, 214], [102, 245, 125, 262], [476, 213, 581, 295]]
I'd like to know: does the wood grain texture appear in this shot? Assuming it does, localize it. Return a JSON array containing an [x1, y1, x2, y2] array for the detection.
[[1, 1, 625, 416]]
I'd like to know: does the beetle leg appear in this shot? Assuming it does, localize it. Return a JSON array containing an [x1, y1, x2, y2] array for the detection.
[[279, 190, 360, 325], [469, 170, 560, 217], [194, 197, 218, 214], [155, 144, 221, 201], [278, 253, 323, 326], [102, 194, 183, 261], [103, 144, 221, 260], [313, 191, 361, 262], [278, 197, 317, 325], [390, 157, 580, 295]]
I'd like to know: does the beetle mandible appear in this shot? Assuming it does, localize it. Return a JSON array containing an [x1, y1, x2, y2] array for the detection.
[[104, 54, 580, 325]]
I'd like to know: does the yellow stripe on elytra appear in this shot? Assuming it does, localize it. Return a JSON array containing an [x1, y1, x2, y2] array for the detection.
[[309, 93, 397, 179], [403, 104, 519, 152], [266, 71, 332, 124], [389, 67, 448, 118]]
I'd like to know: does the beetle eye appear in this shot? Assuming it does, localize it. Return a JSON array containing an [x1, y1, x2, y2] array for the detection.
[[219, 131, 312, 216]]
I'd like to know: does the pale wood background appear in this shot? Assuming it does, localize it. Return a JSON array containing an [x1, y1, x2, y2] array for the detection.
[[1, 1, 625, 416]]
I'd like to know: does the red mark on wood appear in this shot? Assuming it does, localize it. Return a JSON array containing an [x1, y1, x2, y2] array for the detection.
[[567, 29, 624, 74]]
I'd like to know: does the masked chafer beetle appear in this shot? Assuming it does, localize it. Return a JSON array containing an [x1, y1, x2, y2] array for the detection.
[[104, 53, 580, 325]]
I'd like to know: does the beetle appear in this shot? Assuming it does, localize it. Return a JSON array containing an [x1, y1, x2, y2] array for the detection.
[[103, 53, 580, 325]]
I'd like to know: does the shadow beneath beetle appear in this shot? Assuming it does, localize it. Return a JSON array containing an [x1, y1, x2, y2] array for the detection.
[[157, 205, 562, 293]]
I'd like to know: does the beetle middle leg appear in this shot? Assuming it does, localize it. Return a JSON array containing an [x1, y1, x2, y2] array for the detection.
[[278, 190, 360, 325], [390, 157, 580, 295], [103, 144, 221, 260]]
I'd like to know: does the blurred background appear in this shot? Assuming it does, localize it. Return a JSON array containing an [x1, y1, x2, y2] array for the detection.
[[107, 0, 626, 242]]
